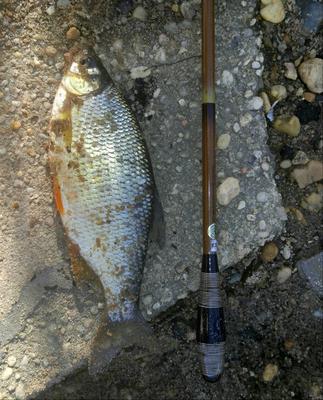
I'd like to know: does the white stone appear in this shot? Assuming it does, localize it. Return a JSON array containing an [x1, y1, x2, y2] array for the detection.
[[238, 200, 246, 210], [247, 96, 263, 110], [260, 0, 285, 24], [240, 113, 253, 127], [130, 66, 151, 79], [284, 62, 298, 80], [15, 383, 25, 400], [282, 246, 291, 260], [280, 160, 292, 169], [277, 267, 292, 284], [217, 177, 240, 206], [252, 61, 261, 69], [217, 134, 231, 150], [46, 5, 55, 15], [133, 6, 147, 21], [7, 356, 16, 367], [1, 367, 13, 380], [244, 90, 253, 98], [155, 48, 166, 63], [298, 58, 323, 94], [233, 122, 240, 132], [222, 70, 234, 86]]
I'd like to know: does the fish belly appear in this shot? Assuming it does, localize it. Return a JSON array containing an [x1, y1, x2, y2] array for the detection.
[[50, 86, 153, 322]]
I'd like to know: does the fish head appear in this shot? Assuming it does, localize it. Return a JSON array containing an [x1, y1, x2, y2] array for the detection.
[[62, 48, 110, 96]]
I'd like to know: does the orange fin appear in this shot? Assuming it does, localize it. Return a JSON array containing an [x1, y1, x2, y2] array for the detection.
[[52, 176, 64, 215]]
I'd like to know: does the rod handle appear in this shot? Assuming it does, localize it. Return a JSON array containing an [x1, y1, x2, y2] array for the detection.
[[196, 253, 225, 382]]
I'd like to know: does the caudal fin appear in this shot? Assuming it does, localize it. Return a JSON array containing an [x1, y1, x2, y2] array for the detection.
[[88, 311, 152, 376]]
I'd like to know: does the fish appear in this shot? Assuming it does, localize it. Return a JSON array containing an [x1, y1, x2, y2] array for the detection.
[[49, 48, 157, 352]]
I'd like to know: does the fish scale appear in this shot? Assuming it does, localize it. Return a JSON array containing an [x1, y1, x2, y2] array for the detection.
[[51, 77, 153, 323]]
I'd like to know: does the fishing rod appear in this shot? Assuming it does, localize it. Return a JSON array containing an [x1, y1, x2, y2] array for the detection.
[[196, 0, 226, 382]]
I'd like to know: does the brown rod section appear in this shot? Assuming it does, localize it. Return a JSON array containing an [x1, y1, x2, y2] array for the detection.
[[202, 0, 215, 254]]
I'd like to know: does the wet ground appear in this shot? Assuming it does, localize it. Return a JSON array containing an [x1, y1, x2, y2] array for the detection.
[[0, 0, 322, 399]]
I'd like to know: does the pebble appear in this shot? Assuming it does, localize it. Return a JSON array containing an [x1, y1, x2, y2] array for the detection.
[[217, 177, 240, 206], [130, 66, 151, 79], [262, 363, 279, 382], [20, 356, 28, 367], [240, 113, 252, 127], [291, 160, 323, 188], [0, 147, 6, 156], [1, 367, 13, 380], [142, 294, 153, 306], [292, 151, 309, 165], [303, 92, 316, 102], [261, 242, 279, 262], [244, 90, 253, 98], [46, 5, 55, 15], [11, 120, 21, 130], [282, 246, 291, 260], [238, 200, 246, 210], [287, 207, 307, 224], [66, 27, 80, 40], [256, 192, 269, 203], [298, 58, 323, 94], [302, 192, 322, 211], [280, 160, 292, 169], [252, 61, 261, 69], [277, 267, 292, 283], [270, 85, 287, 101], [217, 134, 231, 150], [233, 122, 240, 133], [260, 0, 285, 23], [222, 70, 234, 87], [45, 46, 57, 57], [247, 96, 263, 110], [132, 6, 147, 21], [260, 92, 271, 113], [15, 383, 25, 400], [284, 62, 298, 80], [273, 115, 300, 137], [7, 356, 16, 367]]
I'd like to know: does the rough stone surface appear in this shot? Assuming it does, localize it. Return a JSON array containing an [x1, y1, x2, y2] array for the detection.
[[0, 0, 285, 397], [297, 253, 323, 298]]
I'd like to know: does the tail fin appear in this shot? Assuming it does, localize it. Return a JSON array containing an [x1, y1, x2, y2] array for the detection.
[[88, 310, 152, 376]]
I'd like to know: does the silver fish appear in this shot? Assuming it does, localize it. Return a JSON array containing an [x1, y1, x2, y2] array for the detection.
[[49, 48, 154, 324]]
